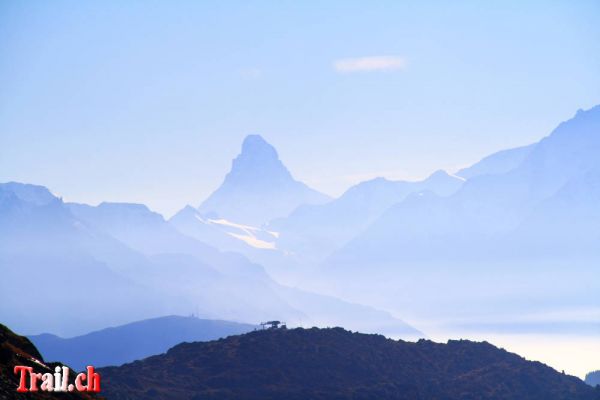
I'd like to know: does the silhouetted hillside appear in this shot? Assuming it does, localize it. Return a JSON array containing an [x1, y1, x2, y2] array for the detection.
[[100, 327, 599, 400], [29, 316, 256, 371], [0, 323, 101, 399]]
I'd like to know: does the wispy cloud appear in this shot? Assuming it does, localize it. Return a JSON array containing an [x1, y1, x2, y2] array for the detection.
[[333, 56, 407, 73]]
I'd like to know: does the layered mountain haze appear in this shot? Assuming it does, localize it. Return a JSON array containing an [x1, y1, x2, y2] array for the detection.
[[319, 106, 600, 334], [270, 169, 464, 266], [28, 316, 256, 371], [0, 184, 179, 337], [0, 181, 422, 339], [2, 105, 599, 389], [326, 105, 600, 265], [456, 143, 535, 180], [198, 135, 330, 226], [171, 135, 465, 281], [169, 205, 279, 253]]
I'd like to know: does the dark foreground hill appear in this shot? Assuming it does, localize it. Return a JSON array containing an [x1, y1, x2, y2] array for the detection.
[[0, 323, 101, 399], [29, 315, 255, 371], [100, 327, 599, 400]]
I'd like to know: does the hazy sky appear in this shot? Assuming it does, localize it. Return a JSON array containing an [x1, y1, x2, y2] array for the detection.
[[1, 0, 599, 216]]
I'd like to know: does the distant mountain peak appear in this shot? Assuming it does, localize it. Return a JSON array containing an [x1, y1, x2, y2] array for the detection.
[[225, 135, 294, 189], [0, 181, 58, 206], [198, 135, 330, 225], [241, 134, 278, 159], [425, 169, 451, 180]]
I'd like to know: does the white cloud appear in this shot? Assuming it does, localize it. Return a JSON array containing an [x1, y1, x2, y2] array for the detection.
[[333, 56, 407, 73]]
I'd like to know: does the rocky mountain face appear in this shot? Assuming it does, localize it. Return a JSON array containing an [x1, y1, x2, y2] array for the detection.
[[197, 135, 330, 226], [100, 327, 600, 400]]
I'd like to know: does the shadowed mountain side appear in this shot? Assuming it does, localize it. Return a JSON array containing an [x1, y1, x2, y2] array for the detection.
[[67, 201, 269, 279], [0, 324, 101, 399], [0, 186, 186, 337], [0, 187, 307, 335], [100, 327, 600, 400], [29, 316, 256, 371], [66, 196, 423, 337]]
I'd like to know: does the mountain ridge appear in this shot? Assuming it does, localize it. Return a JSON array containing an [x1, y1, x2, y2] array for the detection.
[[28, 316, 256, 371], [100, 327, 600, 400]]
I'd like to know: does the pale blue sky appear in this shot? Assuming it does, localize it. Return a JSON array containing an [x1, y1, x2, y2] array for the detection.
[[1, 0, 599, 216]]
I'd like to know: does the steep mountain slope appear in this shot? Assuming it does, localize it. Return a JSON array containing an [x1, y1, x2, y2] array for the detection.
[[68, 193, 425, 337], [456, 143, 535, 179], [197, 135, 330, 225], [29, 316, 256, 371], [0, 182, 58, 205], [0, 182, 298, 336], [78, 200, 423, 336], [0, 324, 100, 399], [0, 184, 179, 337], [100, 327, 600, 400]]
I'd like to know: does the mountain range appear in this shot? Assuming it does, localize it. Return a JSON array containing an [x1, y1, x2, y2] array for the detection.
[[0, 181, 421, 339], [28, 316, 256, 371], [316, 106, 600, 323], [1, 104, 599, 382], [4, 322, 597, 399]]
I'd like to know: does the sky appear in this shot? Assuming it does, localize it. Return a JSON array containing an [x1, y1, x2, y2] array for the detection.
[[1, 0, 600, 217]]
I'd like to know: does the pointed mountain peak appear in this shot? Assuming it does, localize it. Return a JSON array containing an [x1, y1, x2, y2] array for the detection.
[[226, 135, 293, 189], [198, 135, 330, 225], [240, 134, 278, 160]]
